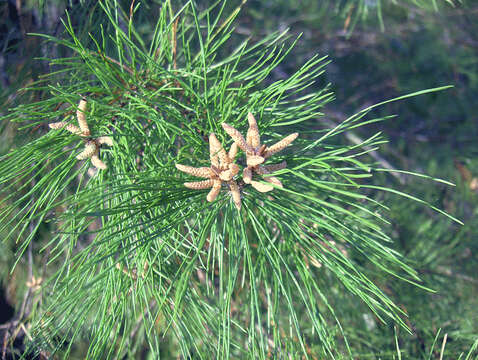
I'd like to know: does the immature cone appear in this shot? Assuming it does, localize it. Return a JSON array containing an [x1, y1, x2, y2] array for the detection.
[[76, 141, 97, 160], [175, 164, 214, 178], [228, 181, 241, 210], [221, 123, 254, 154], [91, 153, 107, 170], [48, 97, 113, 170], [176, 134, 242, 209], [264, 133, 298, 158], [48, 122, 83, 136], [207, 180, 222, 202], [77, 99, 90, 136], [222, 113, 298, 195]]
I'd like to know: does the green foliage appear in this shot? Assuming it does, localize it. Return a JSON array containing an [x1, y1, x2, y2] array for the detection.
[[0, 0, 476, 359], [244, 0, 462, 36]]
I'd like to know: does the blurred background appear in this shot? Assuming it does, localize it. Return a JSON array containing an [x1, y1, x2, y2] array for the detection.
[[1, 0, 477, 357]]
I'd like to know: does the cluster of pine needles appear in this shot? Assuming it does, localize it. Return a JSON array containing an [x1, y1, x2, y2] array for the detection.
[[0, 1, 471, 359]]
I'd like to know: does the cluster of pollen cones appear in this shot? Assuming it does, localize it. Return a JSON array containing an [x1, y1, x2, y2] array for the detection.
[[176, 113, 298, 210], [48, 99, 113, 170]]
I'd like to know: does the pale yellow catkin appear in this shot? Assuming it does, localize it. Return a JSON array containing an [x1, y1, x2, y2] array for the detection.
[[98, 136, 114, 146], [209, 133, 224, 168], [246, 112, 260, 148], [77, 99, 90, 136], [175, 164, 214, 178], [206, 180, 222, 202], [228, 142, 238, 162], [250, 181, 273, 193], [229, 180, 241, 210], [246, 155, 265, 167], [49, 122, 83, 136], [222, 123, 253, 154], [264, 133, 298, 158], [219, 169, 234, 181], [91, 154, 107, 170], [76, 141, 97, 160], [184, 179, 215, 190]]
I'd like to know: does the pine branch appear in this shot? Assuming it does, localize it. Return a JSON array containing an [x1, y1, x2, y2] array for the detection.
[[0, 1, 465, 358]]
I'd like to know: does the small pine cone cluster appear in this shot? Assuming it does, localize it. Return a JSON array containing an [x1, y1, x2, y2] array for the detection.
[[176, 113, 297, 209], [49, 98, 113, 170]]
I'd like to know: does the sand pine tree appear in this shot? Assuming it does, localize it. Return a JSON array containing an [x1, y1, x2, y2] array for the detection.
[[0, 1, 465, 358]]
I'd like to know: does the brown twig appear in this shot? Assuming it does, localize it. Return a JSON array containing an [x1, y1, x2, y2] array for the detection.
[[94, 51, 135, 75], [129, 0, 135, 21], [2, 327, 9, 360], [172, 16, 179, 70], [1, 191, 37, 358]]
